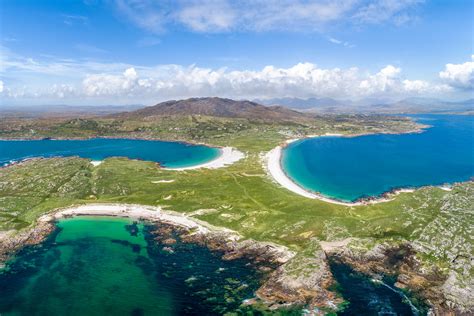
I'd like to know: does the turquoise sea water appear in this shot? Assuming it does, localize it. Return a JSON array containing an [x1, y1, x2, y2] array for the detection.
[[0, 217, 266, 315], [0, 138, 220, 168], [282, 115, 474, 202]]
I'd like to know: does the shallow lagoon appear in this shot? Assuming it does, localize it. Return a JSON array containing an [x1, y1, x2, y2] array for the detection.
[[0, 217, 265, 315], [282, 115, 474, 202], [0, 138, 220, 168]]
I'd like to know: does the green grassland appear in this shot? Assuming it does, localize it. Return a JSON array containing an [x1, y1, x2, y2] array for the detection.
[[0, 114, 423, 149], [0, 114, 472, 307]]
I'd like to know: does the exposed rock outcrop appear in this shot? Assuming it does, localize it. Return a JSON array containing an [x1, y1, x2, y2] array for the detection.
[[0, 221, 55, 266], [324, 239, 473, 315]]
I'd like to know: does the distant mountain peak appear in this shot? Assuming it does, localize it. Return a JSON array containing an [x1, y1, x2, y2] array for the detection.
[[114, 97, 307, 121]]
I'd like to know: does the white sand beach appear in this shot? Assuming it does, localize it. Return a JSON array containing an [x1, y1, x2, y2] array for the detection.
[[264, 145, 363, 206], [164, 147, 245, 171], [33, 203, 295, 262], [39, 203, 220, 235], [87, 147, 244, 171], [264, 136, 444, 206]]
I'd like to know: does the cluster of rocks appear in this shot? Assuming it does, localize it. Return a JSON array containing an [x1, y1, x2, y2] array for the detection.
[[0, 221, 55, 266], [325, 241, 473, 315], [149, 222, 340, 314]]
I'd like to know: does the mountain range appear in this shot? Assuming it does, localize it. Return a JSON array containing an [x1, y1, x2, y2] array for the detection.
[[257, 97, 473, 114]]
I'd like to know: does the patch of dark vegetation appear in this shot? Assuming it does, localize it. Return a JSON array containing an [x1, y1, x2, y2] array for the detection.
[[125, 222, 140, 237], [110, 239, 142, 253], [130, 307, 144, 316]]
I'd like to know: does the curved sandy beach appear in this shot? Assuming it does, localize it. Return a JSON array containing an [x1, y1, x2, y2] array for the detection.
[[264, 144, 364, 206], [89, 146, 245, 170], [263, 134, 431, 206], [264, 132, 457, 206], [39, 203, 216, 234], [164, 146, 245, 171], [34, 203, 295, 262]]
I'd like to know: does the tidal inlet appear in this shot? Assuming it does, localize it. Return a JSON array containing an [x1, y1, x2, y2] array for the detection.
[[1, 1, 473, 316]]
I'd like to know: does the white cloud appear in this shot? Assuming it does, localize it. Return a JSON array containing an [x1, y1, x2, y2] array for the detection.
[[78, 62, 442, 102], [402, 79, 430, 92], [0, 80, 4, 93], [83, 67, 144, 96], [237, 0, 355, 32], [439, 55, 474, 90], [359, 65, 401, 94], [50, 84, 76, 98], [176, 0, 236, 32], [112, 0, 423, 34], [328, 36, 354, 48], [352, 0, 423, 25], [114, 0, 168, 34], [0, 49, 457, 104], [0, 46, 131, 77]]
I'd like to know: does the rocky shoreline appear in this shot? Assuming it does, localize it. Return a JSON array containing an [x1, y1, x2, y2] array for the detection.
[[0, 204, 329, 312], [0, 203, 344, 314], [0, 220, 55, 267], [323, 240, 474, 315], [149, 221, 341, 313], [1, 203, 470, 315]]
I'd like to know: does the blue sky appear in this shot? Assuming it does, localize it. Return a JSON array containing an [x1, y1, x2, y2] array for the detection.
[[1, 0, 473, 105]]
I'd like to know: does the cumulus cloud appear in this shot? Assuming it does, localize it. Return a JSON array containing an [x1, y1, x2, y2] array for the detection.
[[50, 84, 76, 98], [402, 79, 430, 93], [83, 67, 151, 96], [439, 55, 474, 90], [1, 49, 455, 104], [112, 0, 423, 33], [78, 62, 440, 101], [359, 65, 401, 94]]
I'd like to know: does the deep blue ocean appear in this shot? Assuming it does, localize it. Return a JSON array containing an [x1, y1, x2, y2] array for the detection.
[[282, 115, 474, 202], [0, 138, 220, 168]]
